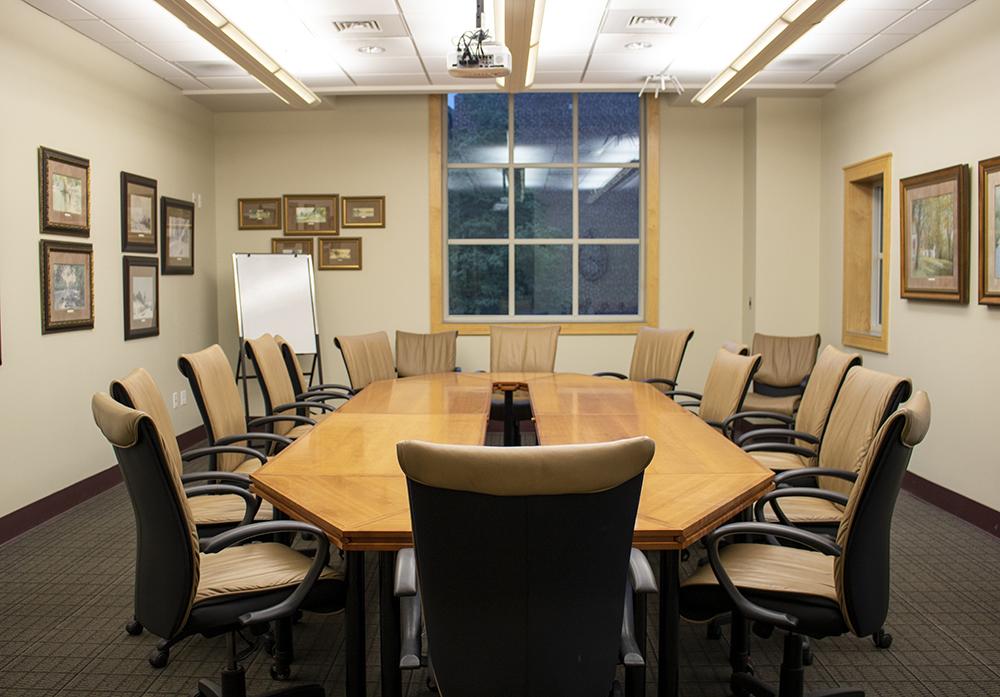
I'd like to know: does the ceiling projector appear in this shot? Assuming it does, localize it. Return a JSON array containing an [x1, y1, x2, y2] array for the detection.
[[447, 29, 511, 78]]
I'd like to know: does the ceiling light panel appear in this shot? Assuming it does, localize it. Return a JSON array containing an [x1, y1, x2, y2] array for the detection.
[[537, 0, 605, 57]]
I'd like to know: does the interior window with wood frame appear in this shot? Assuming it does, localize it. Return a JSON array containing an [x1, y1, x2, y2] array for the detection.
[[842, 154, 892, 353]]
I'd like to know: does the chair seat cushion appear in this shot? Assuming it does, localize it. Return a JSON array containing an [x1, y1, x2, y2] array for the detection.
[[189, 495, 272, 526], [680, 543, 846, 638], [751, 451, 812, 472], [234, 458, 265, 475], [742, 392, 801, 416], [761, 495, 844, 524]]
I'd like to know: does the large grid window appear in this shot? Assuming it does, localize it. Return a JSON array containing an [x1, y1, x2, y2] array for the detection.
[[444, 92, 643, 322]]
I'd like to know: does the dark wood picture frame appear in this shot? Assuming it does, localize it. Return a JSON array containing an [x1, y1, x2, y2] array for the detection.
[[123, 256, 159, 340], [283, 194, 338, 235], [39, 147, 90, 237], [121, 172, 158, 253], [239, 197, 282, 230], [978, 156, 1000, 306], [271, 237, 314, 259], [318, 236, 362, 270], [40, 239, 94, 333], [341, 196, 386, 228], [160, 196, 195, 275], [899, 164, 969, 303]]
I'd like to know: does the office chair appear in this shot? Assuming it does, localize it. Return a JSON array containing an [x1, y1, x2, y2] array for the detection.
[[334, 331, 396, 392], [664, 347, 762, 430], [723, 341, 751, 356], [488, 324, 560, 445], [274, 335, 354, 399], [741, 333, 822, 417], [245, 334, 346, 436], [395, 330, 458, 377], [395, 436, 658, 697], [680, 391, 930, 697], [594, 327, 694, 394], [92, 392, 347, 696], [724, 346, 862, 472]]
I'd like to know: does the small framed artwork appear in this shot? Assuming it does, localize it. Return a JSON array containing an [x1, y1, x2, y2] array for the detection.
[[318, 237, 362, 270], [39, 147, 90, 236], [161, 197, 195, 275], [283, 194, 338, 235], [123, 256, 159, 340], [239, 197, 282, 230], [271, 237, 314, 259], [899, 164, 969, 303], [978, 156, 1000, 306], [121, 172, 157, 253], [342, 196, 385, 228], [40, 239, 94, 333]]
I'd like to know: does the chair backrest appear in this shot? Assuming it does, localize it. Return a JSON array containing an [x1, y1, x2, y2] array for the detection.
[[245, 333, 299, 436], [109, 368, 182, 477], [395, 330, 458, 378], [834, 391, 930, 637], [334, 331, 395, 390], [721, 341, 750, 356], [489, 325, 560, 373], [751, 333, 821, 391], [700, 348, 762, 426], [275, 335, 309, 395], [91, 393, 199, 639], [397, 436, 655, 697], [792, 346, 862, 447], [816, 367, 912, 495], [628, 327, 694, 390], [178, 344, 247, 473]]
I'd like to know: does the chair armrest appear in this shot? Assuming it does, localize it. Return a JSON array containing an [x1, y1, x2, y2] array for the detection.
[[274, 401, 337, 415], [394, 548, 417, 597], [620, 585, 644, 667], [185, 483, 261, 528], [706, 522, 841, 633], [773, 467, 857, 487], [723, 411, 795, 439], [393, 548, 422, 669], [247, 414, 315, 429], [181, 471, 251, 487], [182, 445, 267, 466], [301, 383, 355, 396], [662, 390, 702, 401], [741, 443, 818, 458], [215, 432, 294, 448], [753, 488, 850, 527], [299, 391, 351, 404], [629, 548, 657, 594], [735, 428, 819, 447], [642, 377, 677, 389], [593, 371, 628, 380], [203, 521, 332, 627]]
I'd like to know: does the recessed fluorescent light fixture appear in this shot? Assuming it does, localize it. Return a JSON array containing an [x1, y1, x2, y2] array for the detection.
[[691, 0, 845, 107], [152, 0, 321, 107], [523, 0, 546, 88], [357, 45, 386, 54], [625, 41, 652, 51]]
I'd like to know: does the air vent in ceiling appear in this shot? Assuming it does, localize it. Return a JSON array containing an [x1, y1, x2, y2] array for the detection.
[[627, 15, 676, 29], [175, 61, 246, 77], [333, 19, 382, 33]]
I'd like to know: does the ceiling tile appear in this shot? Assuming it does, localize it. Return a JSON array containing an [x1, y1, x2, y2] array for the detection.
[[145, 41, 230, 62], [883, 9, 952, 33], [748, 70, 819, 85], [538, 0, 607, 56], [73, 0, 176, 20], [337, 55, 425, 74], [536, 55, 590, 71], [106, 17, 201, 43], [66, 19, 130, 43], [841, 0, 924, 8], [427, 72, 500, 86], [787, 32, 870, 55], [808, 70, 852, 84], [167, 76, 209, 91], [811, 7, 908, 34], [300, 74, 356, 87], [581, 70, 647, 85], [353, 73, 431, 86], [823, 32, 912, 73], [197, 76, 264, 89], [22, 0, 94, 21], [532, 71, 584, 84], [104, 41, 190, 76], [332, 36, 417, 58], [593, 32, 683, 55], [587, 49, 678, 73], [293, 0, 401, 13], [919, 0, 974, 9]]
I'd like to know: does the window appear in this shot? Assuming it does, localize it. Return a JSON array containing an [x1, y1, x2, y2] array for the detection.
[[429, 93, 659, 334], [843, 154, 892, 353]]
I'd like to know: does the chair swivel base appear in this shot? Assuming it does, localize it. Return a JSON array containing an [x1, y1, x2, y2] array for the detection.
[[730, 633, 864, 697], [195, 671, 324, 697]]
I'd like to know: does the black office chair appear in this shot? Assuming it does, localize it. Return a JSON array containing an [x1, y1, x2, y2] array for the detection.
[[275, 335, 355, 399], [680, 391, 930, 697], [395, 436, 657, 697], [91, 392, 346, 697]]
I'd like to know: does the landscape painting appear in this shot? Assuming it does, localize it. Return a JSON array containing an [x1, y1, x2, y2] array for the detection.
[[40, 240, 94, 333], [121, 172, 157, 252], [978, 156, 1000, 305], [318, 236, 361, 270], [123, 256, 159, 339], [238, 197, 282, 230], [160, 197, 195, 275], [39, 147, 90, 236], [283, 194, 337, 235]]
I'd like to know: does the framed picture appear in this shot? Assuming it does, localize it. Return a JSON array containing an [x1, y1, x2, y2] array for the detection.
[[318, 237, 362, 270], [40, 239, 94, 333], [283, 194, 338, 235], [271, 237, 314, 259], [161, 197, 195, 275], [239, 197, 282, 230], [342, 196, 385, 228], [39, 147, 90, 236], [978, 156, 1000, 306], [899, 164, 969, 303], [121, 172, 157, 253], [123, 256, 159, 340]]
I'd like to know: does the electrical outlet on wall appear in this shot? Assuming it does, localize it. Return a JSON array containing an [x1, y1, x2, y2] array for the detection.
[[180, 389, 188, 406], [172, 391, 179, 409]]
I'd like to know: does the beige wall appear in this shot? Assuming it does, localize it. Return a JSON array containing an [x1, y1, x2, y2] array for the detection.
[[819, 0, 1000, 510], [213, 101, 747, 399], [0, 1, 218, 518]]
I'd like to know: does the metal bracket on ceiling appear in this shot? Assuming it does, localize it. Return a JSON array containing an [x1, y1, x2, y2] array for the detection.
[[639, 71, 684, 99]]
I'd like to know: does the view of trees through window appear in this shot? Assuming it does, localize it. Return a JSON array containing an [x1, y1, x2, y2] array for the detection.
[[445, 92, 642, 320]]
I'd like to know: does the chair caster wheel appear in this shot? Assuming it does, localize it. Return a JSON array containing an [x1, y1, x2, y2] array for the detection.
[[125, 619, 143, 636], [148, 648, 169, 669], [873, 630, 893, 649], [270, 664, 291, 681]]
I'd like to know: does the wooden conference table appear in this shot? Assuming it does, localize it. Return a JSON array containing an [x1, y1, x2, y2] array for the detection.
[[251, 372, 773, 697]]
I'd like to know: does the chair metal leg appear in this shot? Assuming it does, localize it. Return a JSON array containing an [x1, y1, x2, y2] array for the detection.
[[379, 551, 402, 697], [271, 617, 294, 681]]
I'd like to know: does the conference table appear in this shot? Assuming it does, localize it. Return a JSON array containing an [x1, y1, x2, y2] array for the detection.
[[250, 371, 773, 697]]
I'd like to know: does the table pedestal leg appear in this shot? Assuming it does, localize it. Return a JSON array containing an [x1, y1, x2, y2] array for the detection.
[[346, 551, 366, 697], [503, 390, 518, 447], [658, 550, 680, 697], [379, 551, 401, 697]]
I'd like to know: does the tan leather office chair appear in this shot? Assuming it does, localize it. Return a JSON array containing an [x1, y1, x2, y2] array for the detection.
[[395, 330, 458, 378], [726, 346, 862, 472], [91, 392, 346, 697], [334, 331, 396, 391], [274, 335, 354, 398], [680, 391, 930, 697], [245, 334, 345, 436], [594, 327, 694, 394], [742, 333, 822, 417], [722, 341, 750, 356], [489, 324, 560, 372], [665, 348, 762, 430]]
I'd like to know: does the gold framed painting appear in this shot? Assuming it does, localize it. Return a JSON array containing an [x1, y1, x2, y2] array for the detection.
[[123, 256, 159, 340], [161, 197, 195, 275], [121, 172, 157, 253], [342, 196, 385, 228], [271, 237, 314, 259], [283, 194, 338, 235], [39, 147, 90, 236], [318, 237, 362, 270], [899, 164, 969, 303], [239, 197, 282, 230], [40, 239, 94, 333], [978, 156, 1000, 306]]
